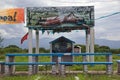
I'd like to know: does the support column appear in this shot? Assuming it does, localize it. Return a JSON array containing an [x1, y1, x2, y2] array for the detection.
[[86, 29, 90, 61], [90, 27, 95, 62], [34, 30, 39, 74], [28, 28, 34, 75], [36, 30, 39, 54]]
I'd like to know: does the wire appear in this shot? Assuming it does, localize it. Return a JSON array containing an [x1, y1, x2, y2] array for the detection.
[[95, 12, 120, 20]]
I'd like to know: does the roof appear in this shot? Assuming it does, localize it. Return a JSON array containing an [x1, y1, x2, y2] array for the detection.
[[74, 46, 81, 48], [49, 36, 75, 44]]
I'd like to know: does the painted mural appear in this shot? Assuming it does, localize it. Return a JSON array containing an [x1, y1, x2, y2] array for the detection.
[[27, 6, 94, 28]]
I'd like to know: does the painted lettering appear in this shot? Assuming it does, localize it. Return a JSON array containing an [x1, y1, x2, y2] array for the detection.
[[13, 12, 17, 21], [0, 12, 17, 22], [8, 16, 13, 21]]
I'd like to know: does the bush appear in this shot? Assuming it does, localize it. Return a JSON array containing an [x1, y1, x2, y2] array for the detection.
[[0, 48, 5, 60], [4, 47, 23, 53], [0, 48, 5, 54]]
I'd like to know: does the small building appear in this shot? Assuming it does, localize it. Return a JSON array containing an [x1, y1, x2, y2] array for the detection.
[[50, 36, 75, 63], [74, 46, 81, 53]]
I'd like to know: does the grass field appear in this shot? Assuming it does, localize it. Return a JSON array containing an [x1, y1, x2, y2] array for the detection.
[[0, 74, 120, 80]]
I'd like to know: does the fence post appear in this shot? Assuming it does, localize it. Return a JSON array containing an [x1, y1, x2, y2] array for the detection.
[[0, 62, 5, 74], [5, 56, 15, 75], [106, 54, 112, 74], [117, 60, 120, 74], [61, 65, 65, 76], [58, 55, 64, 75], [83, 54, 88, 73], [10, 56, 15, 74], [52, 65, 56, 75]]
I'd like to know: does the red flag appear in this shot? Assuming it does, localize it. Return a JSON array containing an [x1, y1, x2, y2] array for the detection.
[[21, 32, 28, 44]]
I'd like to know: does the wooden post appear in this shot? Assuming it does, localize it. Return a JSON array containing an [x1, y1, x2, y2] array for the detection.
[[28, 28, 34, 75], [106, 54, 112, 74], [90, 27, 94, 62]]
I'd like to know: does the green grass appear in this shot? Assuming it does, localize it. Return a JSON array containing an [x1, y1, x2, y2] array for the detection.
[[0, 74, 120, 80]]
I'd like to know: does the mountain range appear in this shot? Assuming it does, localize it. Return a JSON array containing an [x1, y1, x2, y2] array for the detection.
[[2, 37, 120, 49]]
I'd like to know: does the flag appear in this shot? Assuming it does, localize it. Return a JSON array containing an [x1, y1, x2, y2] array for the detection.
[[21, 32, 28, 44]]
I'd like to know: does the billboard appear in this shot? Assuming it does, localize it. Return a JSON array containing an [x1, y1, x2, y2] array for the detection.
[[0, 8, 24, 24], [26, 6, 94, 29]]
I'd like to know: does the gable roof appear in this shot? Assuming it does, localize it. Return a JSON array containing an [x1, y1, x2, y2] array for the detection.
[[49, 36, 75, 44]]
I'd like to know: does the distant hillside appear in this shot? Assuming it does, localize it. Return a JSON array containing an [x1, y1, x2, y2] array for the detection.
[[3, 37, 120, 49]]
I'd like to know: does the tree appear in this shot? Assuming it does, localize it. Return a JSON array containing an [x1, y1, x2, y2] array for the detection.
[[94, 44, 100, 52], [110, 48, 120, 54], [4, 45, 22, 53], [0, 33, 4, 48], [5, 45, 20, 48], [99, 46, 110, 52]]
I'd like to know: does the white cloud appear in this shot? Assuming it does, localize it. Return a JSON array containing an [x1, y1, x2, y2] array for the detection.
[[0, 1, 17, 9], [0, 29, 8, 37], [95, 1, 120, 17], [0, 0, 120, 41], [95, 13, 120, 40]]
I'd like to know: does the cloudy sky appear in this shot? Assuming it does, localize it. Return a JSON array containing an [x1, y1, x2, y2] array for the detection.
[[0, 0, 120, 41]]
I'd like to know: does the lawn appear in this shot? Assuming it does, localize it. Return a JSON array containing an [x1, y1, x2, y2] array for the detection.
[[0, 74, 120, 80]]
